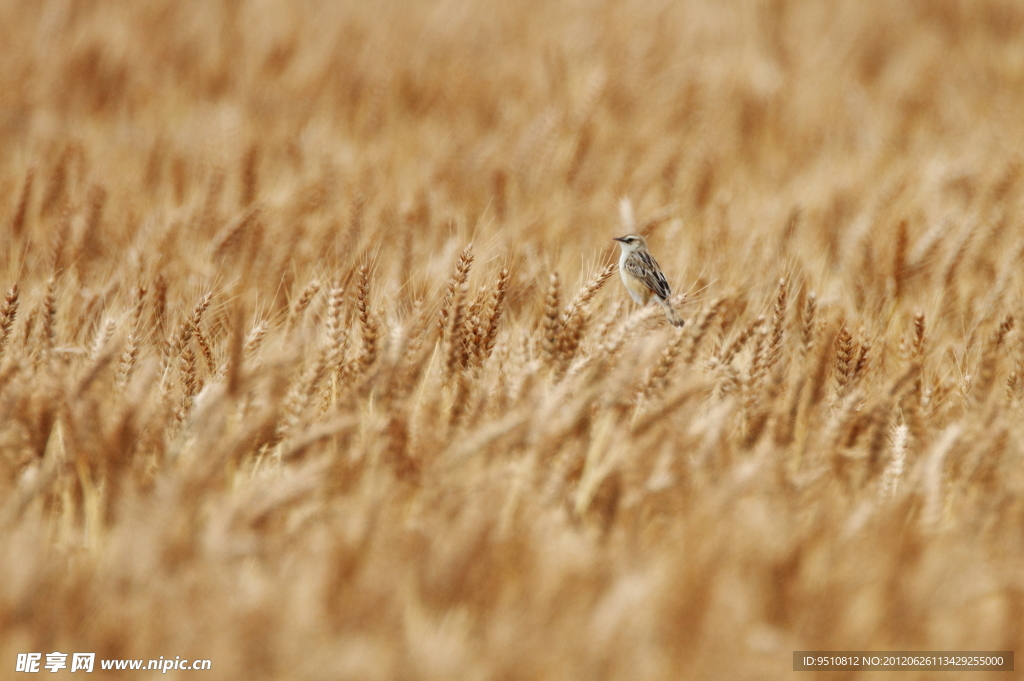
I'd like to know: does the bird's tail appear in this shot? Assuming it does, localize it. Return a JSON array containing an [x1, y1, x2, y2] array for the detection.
[[660, 299, 684, 327]]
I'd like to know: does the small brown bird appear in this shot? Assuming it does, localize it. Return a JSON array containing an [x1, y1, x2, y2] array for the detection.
[[613, 234, 684, 327]]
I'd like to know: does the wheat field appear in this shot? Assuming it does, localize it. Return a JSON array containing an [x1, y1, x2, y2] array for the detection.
[[1, 0, 1024, 678]]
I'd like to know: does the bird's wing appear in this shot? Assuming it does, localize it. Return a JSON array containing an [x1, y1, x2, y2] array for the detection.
[[626, 251, 672, 300]]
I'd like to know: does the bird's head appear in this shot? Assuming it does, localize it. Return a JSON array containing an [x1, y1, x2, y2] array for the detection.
[[613, 233, 648, 253]]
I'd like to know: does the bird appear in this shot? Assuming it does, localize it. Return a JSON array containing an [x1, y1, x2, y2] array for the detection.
[[613, 233, 684, 327]]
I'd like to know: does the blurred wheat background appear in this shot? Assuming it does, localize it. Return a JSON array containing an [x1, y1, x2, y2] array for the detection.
[[1, 0, 1024, 678]]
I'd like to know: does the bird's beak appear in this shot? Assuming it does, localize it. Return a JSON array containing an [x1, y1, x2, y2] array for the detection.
[[613, 237, 627, 243]]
